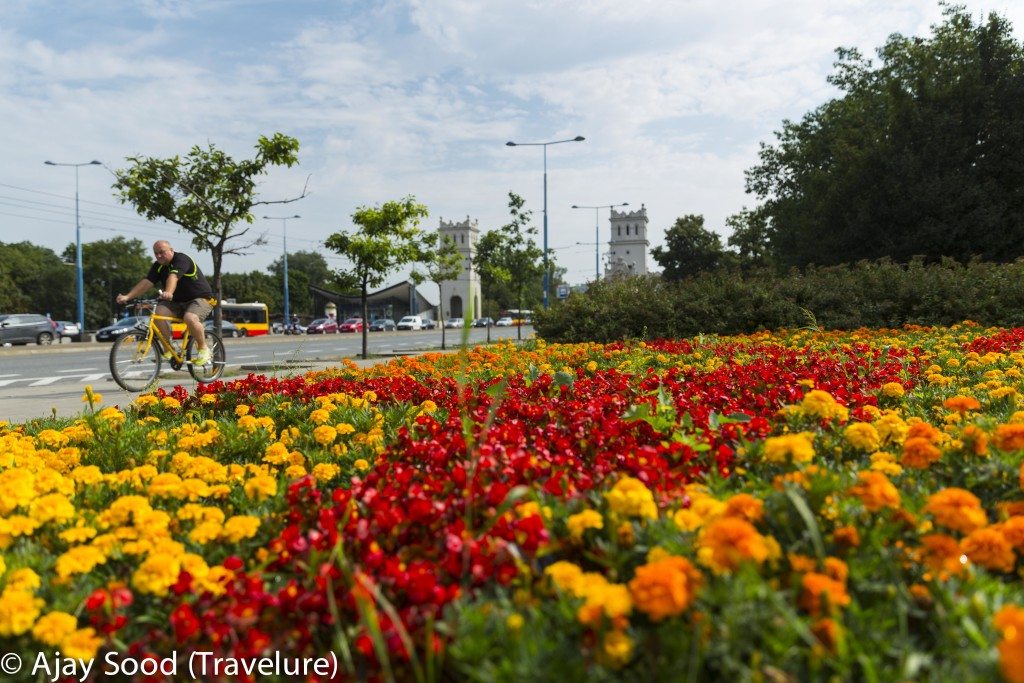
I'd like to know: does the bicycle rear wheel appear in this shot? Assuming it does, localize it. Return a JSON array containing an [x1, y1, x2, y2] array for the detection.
[[187, 331, 225, 383], [109, 331, 162, 392]]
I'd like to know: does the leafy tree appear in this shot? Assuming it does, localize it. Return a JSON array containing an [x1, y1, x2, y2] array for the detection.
[[726, 207, 774, 270], [651, 214, 726, 280], [268, 250, 331, 316], [746, 5, 1024, 267], [0, 242, 75, 320], [66, 237, 151, 328], [416, 233, 464, 350], [220, 271, 281, 311], [324, 196, 430, 358], [112, 133, 304, 330], [473, 193, 544, 340]]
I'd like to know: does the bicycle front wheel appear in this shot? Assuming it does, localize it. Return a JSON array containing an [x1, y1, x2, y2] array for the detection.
[[109, 331, 162, 392], [187, 331, 225, 383]]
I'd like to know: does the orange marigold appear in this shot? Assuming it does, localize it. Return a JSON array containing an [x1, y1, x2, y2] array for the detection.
[[901, 437, 942, 469], [995, 605, 1024, 683], [799, 572, 850, 617], [920, 534, 968, 579], [960, 424, 989, 456], [848, 471, 901, 512], [811, 618, 842, 655], [923, 488, 988, 534], [696, 517, 771, 575], [832, 525, 860, 549], [722, 494, 763, 523], [961, 527, 1016, 573], [628, 555, 703, 622], [996, 424, 1024, 452], [906, 421, 942, 442], [943, 395, 981, 413], [1001, 516, 1024, 550]]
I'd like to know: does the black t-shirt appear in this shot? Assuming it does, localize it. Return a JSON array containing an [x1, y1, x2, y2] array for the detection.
[[145, 252, 213, 302]]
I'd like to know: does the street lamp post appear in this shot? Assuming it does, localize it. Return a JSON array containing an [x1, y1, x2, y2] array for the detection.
[[44, 159, 102, 335], [571, 202, 629, 280], [264, 215, 300, 329], [506, 135, 585, 308]]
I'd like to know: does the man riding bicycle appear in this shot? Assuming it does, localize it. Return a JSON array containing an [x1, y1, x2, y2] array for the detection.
[[116, 240, 215, 366]]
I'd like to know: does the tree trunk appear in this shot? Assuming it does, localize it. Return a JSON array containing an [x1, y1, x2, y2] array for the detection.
[[361, 278, 369, 359], [439, 282, 446, 350]]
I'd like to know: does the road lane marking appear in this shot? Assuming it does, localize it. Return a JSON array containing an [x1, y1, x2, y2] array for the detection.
[[58, 368, 96, 373], [29, 377, 65, 386]]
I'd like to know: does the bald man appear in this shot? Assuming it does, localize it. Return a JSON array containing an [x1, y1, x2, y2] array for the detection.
[[116, 240, 215, 365]]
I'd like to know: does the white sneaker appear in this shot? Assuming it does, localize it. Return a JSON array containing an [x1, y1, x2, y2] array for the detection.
[[194, 348, 213, 366]]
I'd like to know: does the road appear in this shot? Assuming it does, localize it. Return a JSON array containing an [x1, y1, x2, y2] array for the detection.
[[0, 325, 532, 423]]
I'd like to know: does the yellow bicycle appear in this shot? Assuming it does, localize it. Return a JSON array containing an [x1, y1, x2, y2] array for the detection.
[[109, 300, 226, 392]]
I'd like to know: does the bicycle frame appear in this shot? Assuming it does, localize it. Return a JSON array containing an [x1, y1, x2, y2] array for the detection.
[[139, 312, 192, 368]]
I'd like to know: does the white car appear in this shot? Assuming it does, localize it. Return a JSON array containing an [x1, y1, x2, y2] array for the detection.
[[397, 315, 426, 330], [444, 318, 464, 329], [495, 316, 514, 327]]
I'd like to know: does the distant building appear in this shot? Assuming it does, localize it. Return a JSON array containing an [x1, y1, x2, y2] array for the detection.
[[606, 204, 649, 277], [437, 216, 482, 320], [309, 281, 436, 322]]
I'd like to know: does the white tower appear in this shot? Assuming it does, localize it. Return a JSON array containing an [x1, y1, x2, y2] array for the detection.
[[607, 204, 649, 276], [438, 216, 482, 320]]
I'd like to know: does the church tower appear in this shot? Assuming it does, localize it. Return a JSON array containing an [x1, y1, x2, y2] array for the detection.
[[438, 216, 482, 320], [606, 204, 649, 277]]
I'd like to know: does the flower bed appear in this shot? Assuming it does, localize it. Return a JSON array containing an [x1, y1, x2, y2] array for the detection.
[[4, 324, 1024, 680]]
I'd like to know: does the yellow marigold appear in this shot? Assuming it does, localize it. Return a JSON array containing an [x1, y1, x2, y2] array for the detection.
[[874, 413, 909, 445], [697, 517, 770, 574], [0, 587, 43, 636], [924, 488, 988, 534], [848, 471, 901, 512], [844, 423, 881, 452], [28, 493, 75, 525], [336, 423, 356, 436], [311, 463, 341, 483], [901, 437, 942, 469], [234, 404, 250, 417], [222, 515, 261, 542], [419, 400, 438, 414], [944, 395, 981, 413], [32, 611, 78, 646], [545, 561, 584, 592], [799, 572, 850, 617], [800, 390, 849, 422], [576, 581, 633, 626], [309, 408, 332, 424], [189, 521, 222, 545], [60, 627, 103, 661], [6, 568, 40, 592], [160, 397, 181, 410], [566, 509, 604, 541], [996, 424, 1024, 452], [600, 629, 634, 669], [132, 553, 181, 596], [147, 472, 184, 498], [605, 477, 658, 520], [762, 433, 815, 464], [961, 527, 1015, 573], [313, 425, 338, 445], [723, 493, 763, 523], [0, 469, 35, 514], [628, 555, 703, 622], [54, 546, 106, 579], [880, 382, 905, 398], [996, 605, 1024, 683], [353, 458, 370, 472], [244, 474, 278, 501]]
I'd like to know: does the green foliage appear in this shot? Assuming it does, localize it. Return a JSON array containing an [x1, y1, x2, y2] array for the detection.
[[535, 258, 1024, 342], [0, 241, 75, 319], [267, 250, 332, 316], [112, 133, 302, 317], [746, 5, 1024, 267], [69, 237, 151, 328], [651, 214, 727, 280], [324, 196, 430, 358], [473, 193, 545, 336]]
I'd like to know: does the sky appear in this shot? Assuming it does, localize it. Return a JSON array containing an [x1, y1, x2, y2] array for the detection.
[[3, 0, 1024, 288]]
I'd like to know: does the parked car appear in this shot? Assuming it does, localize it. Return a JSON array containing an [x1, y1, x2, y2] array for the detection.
[[0, 313, 58, 345], [306, 318, 339, 334], [338, 317, 364, 333], [444, 317, 465, 329], [204, 320, 246, 338], [369, 318, 396, 332], [397, 315, 427, 330], [96, 316, 150, 342], [472, 317, 494, 328], [495, 316, 514, 327], [421, 318, 438, 329], [55, 320, 81, 342]]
